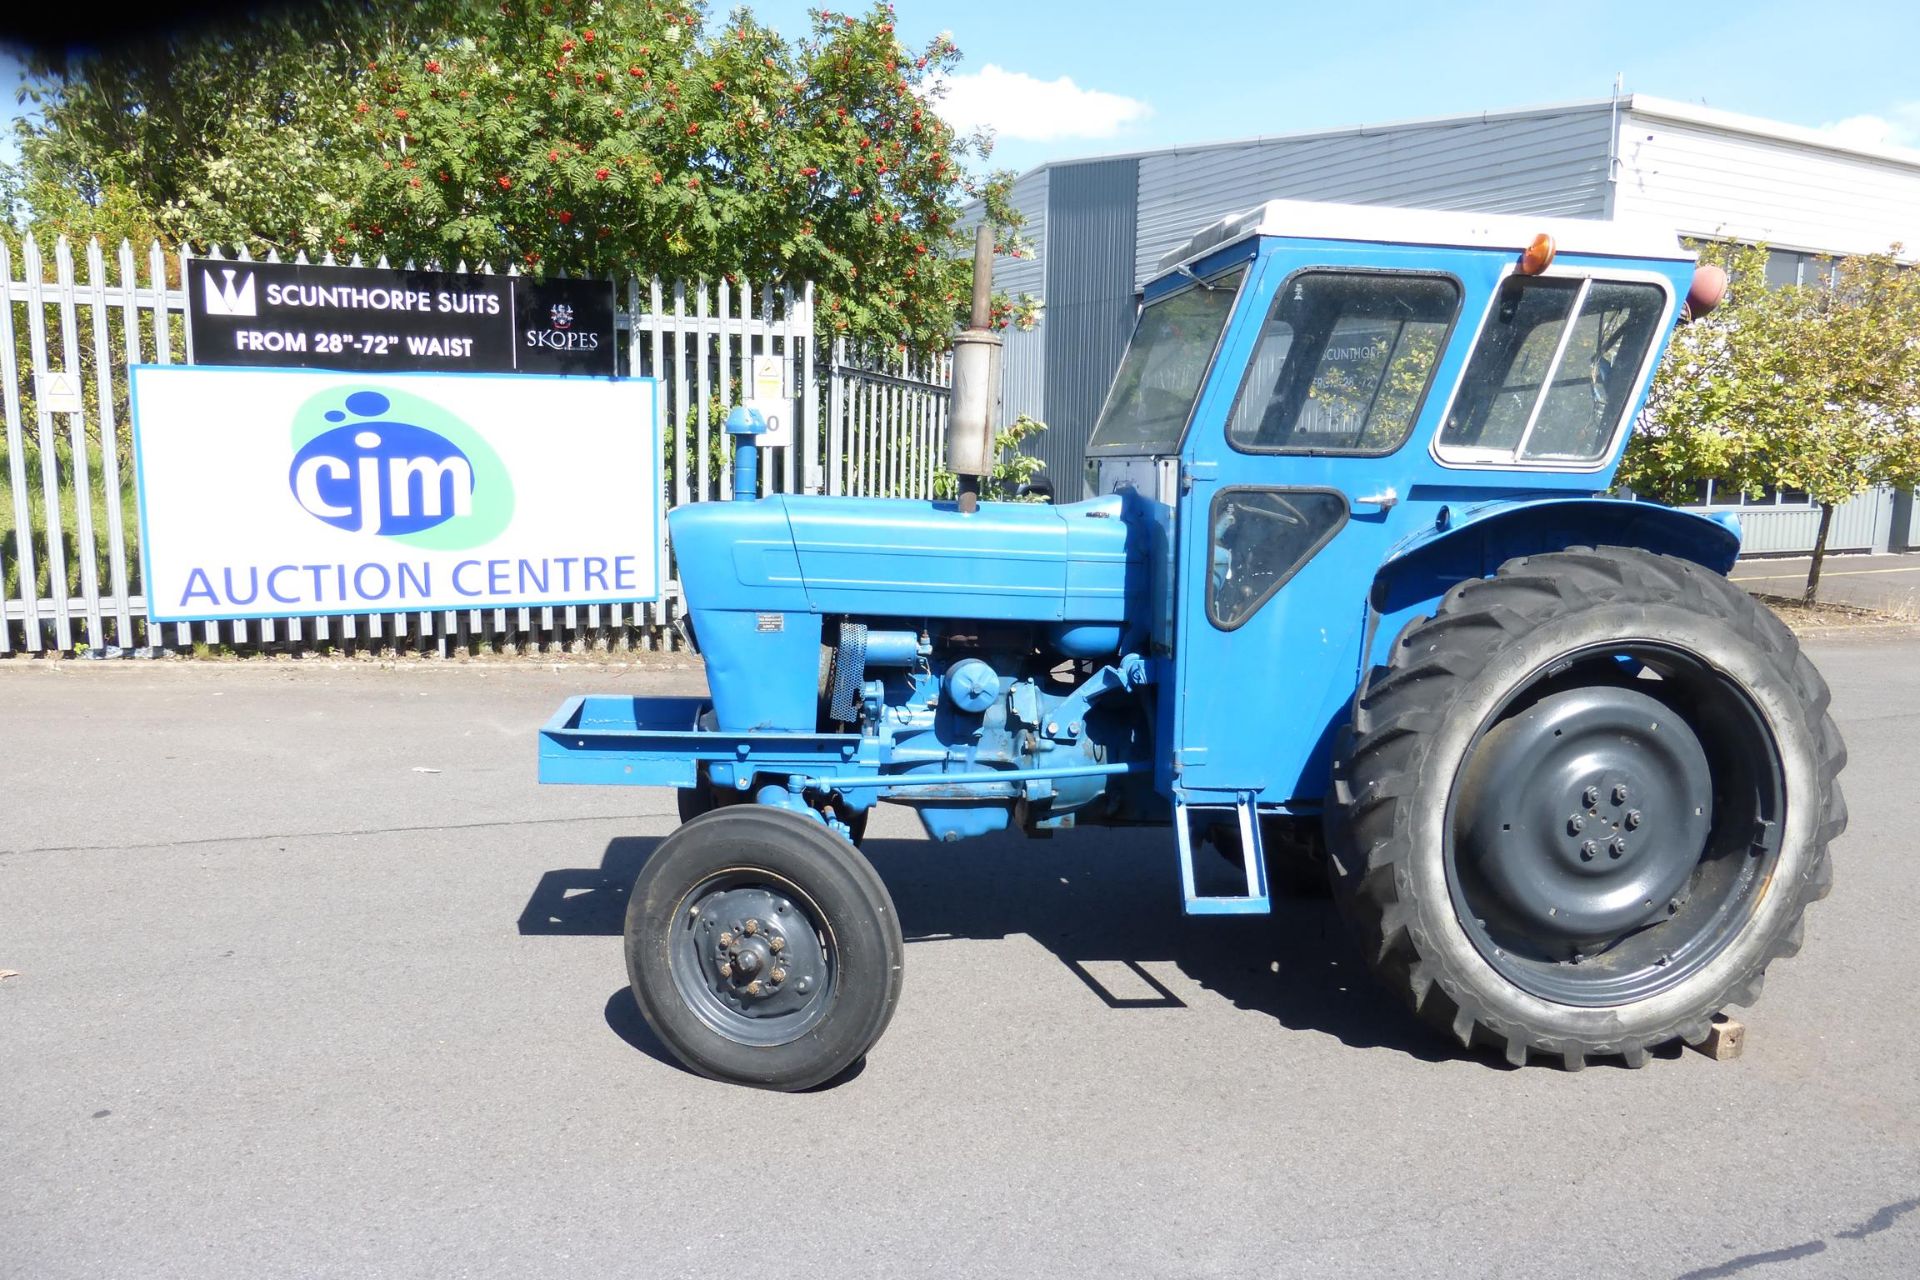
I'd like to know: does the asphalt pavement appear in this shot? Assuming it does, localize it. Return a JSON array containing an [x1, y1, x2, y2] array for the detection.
[[3, 638, 1918, 1279], [1731, 551, 1920, 615]]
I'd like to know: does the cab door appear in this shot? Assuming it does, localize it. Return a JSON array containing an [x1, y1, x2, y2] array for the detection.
[[1167, 250, 1475, 805]]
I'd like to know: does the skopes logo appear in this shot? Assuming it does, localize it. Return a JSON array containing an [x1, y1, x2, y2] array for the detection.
[[202, 267, 257, 317], [526, 306, 599, 353], [287, 386, 514, 550]]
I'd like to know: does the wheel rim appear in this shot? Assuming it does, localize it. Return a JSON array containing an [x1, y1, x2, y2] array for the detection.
[[1446, 641, 1786, 1007], [668, 870, 837, 1047]]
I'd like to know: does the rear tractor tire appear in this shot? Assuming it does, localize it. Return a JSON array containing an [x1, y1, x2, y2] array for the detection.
[[625, 805, 904, 1090], [1329, 547, 1846, 1069]]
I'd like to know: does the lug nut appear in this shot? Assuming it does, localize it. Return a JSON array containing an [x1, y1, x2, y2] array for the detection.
[[1609, 837, 1627, 859], [717, 962, 733, 978], [1580, 840, 1598, 861], [769, 936, 785, 953], [744, 919, 759, 935], [746, 980, 763, 996], [1582, 786, 1600, 808], [1626, 809, 1643, 830], [1568, 815, 1585, 835], [1613, 783, 1629, 804], [718, 932, 733, 946], [771, 967, 787, 984]]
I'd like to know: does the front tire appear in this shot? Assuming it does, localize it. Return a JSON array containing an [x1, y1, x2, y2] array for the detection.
[[1329, 548, 1846, 1069], [625, 805, 904, 1090]]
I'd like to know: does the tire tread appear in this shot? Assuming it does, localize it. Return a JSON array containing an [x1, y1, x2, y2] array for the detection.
[[1331, 546, 1845, 1068]]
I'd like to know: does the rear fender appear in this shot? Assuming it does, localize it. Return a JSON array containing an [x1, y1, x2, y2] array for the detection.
[[1365, 496, 1741, 673]]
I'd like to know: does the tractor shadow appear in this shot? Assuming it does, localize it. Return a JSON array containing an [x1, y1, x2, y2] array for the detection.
[[520, 826, 1491, 1067]]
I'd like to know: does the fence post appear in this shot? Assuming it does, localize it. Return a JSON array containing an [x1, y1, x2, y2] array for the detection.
[[801, 283, 821, 494], [0, 239, 38, 651]]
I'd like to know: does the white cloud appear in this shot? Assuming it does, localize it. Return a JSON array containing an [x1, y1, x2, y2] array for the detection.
[[931, 64, 1152, 144], [1815, 102, 1920, 149]]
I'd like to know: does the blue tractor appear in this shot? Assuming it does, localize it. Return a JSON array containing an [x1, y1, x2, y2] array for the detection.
[[540, 200, 1846, 1089]]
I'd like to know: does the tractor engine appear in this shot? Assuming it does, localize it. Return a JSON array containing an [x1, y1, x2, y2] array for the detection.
[[668, 491, 1162, 840]]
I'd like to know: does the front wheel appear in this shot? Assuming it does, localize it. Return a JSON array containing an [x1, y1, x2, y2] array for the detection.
[[1330, 547, 1846, 1069], [625, 805, 904, 1090]]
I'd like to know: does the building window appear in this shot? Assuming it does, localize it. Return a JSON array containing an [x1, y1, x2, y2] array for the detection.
[[1672, 480, 1816, 508]]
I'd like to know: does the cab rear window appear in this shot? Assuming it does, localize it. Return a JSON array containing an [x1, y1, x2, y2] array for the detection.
[[1437, 276, 1669, 465]]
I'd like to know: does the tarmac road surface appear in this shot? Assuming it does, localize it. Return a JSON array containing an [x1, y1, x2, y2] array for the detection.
[[2, 634, 1917, 1279], [1731, 551, 1920, 615]]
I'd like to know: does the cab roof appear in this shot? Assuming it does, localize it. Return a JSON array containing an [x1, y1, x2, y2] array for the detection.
[[1155, 198, 1690, 279]]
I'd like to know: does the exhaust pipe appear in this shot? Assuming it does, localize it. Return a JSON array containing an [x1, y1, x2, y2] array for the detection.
[[947, 223, 1001, 513]]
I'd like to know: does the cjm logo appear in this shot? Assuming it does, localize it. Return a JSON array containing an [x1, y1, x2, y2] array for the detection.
[[287, 390, 509, 547]]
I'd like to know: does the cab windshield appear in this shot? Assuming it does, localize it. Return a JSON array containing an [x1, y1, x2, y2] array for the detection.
[[1087, 266, 1247, 454]]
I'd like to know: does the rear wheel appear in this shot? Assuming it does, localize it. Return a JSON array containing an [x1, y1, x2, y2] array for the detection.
[[625, 805, 904, 1090], [1330, 547, 1846, 1068]]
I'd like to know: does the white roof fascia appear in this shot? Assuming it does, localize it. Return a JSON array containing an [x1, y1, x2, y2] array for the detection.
[[1624, 94, 1920, 171], [1155, 199, 1688, 279]]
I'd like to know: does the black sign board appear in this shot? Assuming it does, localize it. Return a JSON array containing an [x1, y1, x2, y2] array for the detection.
[[186, 259, 617, 376]]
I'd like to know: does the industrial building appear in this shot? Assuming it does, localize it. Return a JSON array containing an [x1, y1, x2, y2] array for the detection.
[[981, 94, 1920, 554]]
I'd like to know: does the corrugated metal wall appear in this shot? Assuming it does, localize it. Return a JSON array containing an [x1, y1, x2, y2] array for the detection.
[[1038, 159, 1140, 486], [1724, 489, 1894, 556], [1132, 105, 1617, 288], [1613, 101, 1920, 256], [996, 168, 1050, 426], [995, 168, 1050, 298]]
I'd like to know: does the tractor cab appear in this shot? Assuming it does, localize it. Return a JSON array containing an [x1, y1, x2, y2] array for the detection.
[[1083, 200, 1707, 812]]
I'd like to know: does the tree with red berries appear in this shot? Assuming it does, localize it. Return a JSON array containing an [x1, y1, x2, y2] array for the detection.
[[9, 0, 1029, 348]]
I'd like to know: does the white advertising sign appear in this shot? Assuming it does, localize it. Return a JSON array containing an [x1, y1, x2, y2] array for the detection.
[[744, 397, 796, 449], [747, 355, 795, 448], [750, 354, 788, 400], [130, 366, 661, 622]]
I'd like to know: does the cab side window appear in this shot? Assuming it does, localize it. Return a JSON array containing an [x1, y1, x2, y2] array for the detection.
[[1226, 272, 1460, 456]]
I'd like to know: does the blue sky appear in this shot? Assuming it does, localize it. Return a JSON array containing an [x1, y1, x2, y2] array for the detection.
[[7, 0, 1919, 176], [748, 0, 1920, 174]]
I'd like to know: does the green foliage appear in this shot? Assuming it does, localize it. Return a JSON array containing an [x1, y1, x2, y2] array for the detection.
[[933, 413, 1049, 501], [8, 0, 1035, 349], [1624, 242, 1920, 503], [1621, 239, 1920, 599]]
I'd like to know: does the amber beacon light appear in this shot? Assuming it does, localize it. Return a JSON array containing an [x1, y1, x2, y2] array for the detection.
[[1518, 233, 1556, 275]]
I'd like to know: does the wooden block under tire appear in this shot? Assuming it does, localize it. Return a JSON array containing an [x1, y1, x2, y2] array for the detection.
[[1689, 1014, 1746, 1061]]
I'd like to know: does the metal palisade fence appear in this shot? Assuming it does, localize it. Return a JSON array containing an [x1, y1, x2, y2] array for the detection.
[[0, 235, 953, 657], [826, 338, 952, 501]]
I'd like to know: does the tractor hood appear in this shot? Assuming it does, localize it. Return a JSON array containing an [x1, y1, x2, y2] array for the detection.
[[670, 492, 1146, 625]]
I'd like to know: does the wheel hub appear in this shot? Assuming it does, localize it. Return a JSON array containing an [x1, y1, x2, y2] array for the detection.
[[1456, 685, 1712, 952], [671, 880, 833, 1046]]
